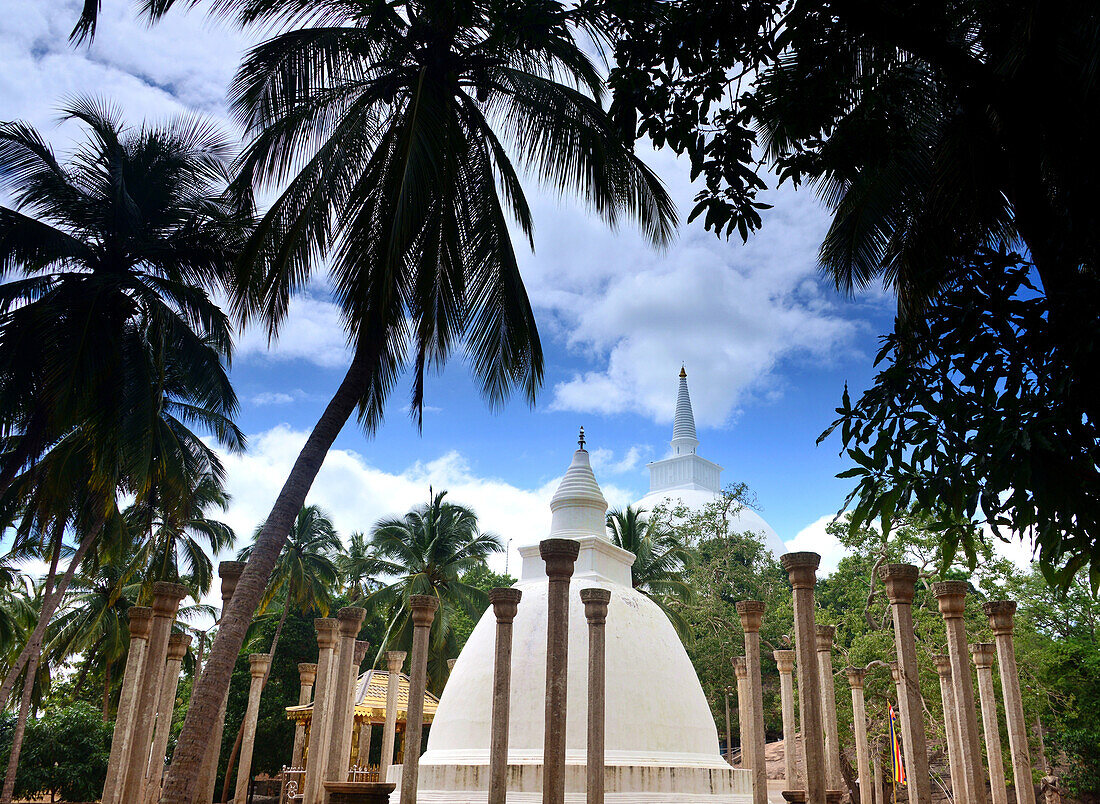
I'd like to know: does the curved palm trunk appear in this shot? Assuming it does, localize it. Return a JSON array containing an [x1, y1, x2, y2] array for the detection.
[[160, 349, 372, 804], [1, 651, 41, 804], [218, 604, 289, 803], [0, 519, 98, 710]]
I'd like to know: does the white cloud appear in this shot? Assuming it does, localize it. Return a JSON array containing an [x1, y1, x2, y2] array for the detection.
[[234, 295, 351, 368], [589, 445, 649, 476], [251, 391, 297, 406], [784, 513, 846, 577]]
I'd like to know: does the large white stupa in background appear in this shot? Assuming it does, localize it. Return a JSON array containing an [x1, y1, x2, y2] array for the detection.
[[410, 438, 751, 803], [635, 368, 786, 556]]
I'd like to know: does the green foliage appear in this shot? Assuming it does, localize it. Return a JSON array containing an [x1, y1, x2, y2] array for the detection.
[[821, 252, 1100, 592], [448, 564, 516, 650], [364, 489, 504, 692], [0, 702, 111, 801], [669, 487, 793, 743]]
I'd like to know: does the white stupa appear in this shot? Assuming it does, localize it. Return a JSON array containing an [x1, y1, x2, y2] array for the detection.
[[636, 368, 786, 556], [409, 435, 751, 803]]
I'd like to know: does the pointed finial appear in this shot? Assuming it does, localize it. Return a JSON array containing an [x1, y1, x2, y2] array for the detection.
[[578, 426, 586, 450], [680, 364, 687, 378]]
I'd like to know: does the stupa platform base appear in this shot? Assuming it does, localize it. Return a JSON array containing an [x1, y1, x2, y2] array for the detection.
[[386, 761, 752, 803]]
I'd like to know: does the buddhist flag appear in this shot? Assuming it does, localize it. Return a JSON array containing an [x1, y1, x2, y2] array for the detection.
[[889, 703, 907, 786]]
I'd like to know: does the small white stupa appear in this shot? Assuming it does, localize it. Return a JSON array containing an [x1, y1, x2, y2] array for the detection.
[[410, 433, 751, 802], [636, 367, 786, 556]]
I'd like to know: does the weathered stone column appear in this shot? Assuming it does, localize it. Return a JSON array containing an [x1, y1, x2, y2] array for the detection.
[[380, 650, 406, 773], [934, 581, 986, 804], [581, 588, 611, 804], [488, 588, 522, 804], [293, 663, 318, 767], [879, 564, 932, 804], [327, 608, 367, 784], [120, 582, 188, 804], [781, 552, 826, 804], [303, 618, 340, 804], [198, 561, 245, 804], [103, 607, 152, 804], [738, 601, 768, 804], [816, 625, 842, 791], [775, 650, 799, 787], [983, 602, 1035, 804], [972, 643, 1009, 804], [540, 537, 580, 804], [733, 657, 750, 769], [724, 685, 734, 765], [234, 653, 272, 804], [401, 595, 439, 804], [847, 668, 872, 804], [144, 632, 192, 804], [933, 655, 967, 804], [873, 749, 882, 804], [341, 639, 370, 769]]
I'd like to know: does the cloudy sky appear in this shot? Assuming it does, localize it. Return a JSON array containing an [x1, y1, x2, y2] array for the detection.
[[2, 1, 935, 581]]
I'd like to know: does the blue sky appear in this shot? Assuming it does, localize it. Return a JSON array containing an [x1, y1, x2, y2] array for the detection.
[[1, 1, 910, 579]]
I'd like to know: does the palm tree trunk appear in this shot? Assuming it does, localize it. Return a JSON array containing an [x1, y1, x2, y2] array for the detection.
[[219, 605, 289, 803], [0, 519, 102, 709], [160, 347, 373, 804], [1, 651, 41, 804]]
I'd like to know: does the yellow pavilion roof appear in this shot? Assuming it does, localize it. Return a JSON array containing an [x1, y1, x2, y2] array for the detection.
[[286, 669, 439, 724]]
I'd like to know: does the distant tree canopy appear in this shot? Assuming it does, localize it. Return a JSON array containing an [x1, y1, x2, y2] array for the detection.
[[603, 0, 1100, 589]]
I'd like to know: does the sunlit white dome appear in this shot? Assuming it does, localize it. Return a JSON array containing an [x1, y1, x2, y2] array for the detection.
[[412, 435, 747, 802]]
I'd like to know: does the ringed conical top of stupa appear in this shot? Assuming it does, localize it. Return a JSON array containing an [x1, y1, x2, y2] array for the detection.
[[406, 433, 750, 803]]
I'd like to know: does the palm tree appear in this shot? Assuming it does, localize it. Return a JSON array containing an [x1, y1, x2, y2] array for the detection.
[[337, 531, 384, 602], [365, 489, 502, 690], [0, 100, 251, 801], [125, 472, 236, 597], [164, 0, 677, 792], [607, 506, 694, 640], [219, 505, 341, 801]]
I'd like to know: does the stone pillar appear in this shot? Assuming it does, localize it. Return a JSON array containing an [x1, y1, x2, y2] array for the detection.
[[380, 650, 406, 773], [234, 653, 272, 804], [816, 625, 842, 790], [343, 640, 370, 768], [847, 668, 872, 804], [737, 601, 768, 804], [934, 581, 986, 804], [540, 538, 580, 804], [198, 561, 245, 804], [933, 655, 967, 804], [983, 602, 1035, 804], [488, 588, 522, 804], [775, 650, 799, 787], [360, 721, 372, 768], [327, 608, 367, 784], [303, 618, 340, 804], [879, 564, 932, 804], [120, 582, 188, 804], [972, 642, 1009, 804], [781, 552, 826, 804], [873, 750, 882, 804], [733, 657, 750, 769], [144, 632, 192, 804], [400, 595, 439, 804], [293, 663, 318, 767], [724, 686, 734, 765], [102, 607, 152, 804], [581, 588, 611, 804]]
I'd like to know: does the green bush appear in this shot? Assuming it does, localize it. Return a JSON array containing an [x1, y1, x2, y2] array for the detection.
[[0, 702, 112, 802]]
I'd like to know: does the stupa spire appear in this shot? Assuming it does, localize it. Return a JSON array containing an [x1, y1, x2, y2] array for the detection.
[[549, 429, 609, 541], [671, 366, 699, 456]]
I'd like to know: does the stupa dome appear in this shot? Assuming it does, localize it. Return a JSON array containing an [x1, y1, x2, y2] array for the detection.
[[413, 435, 747, 802]]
